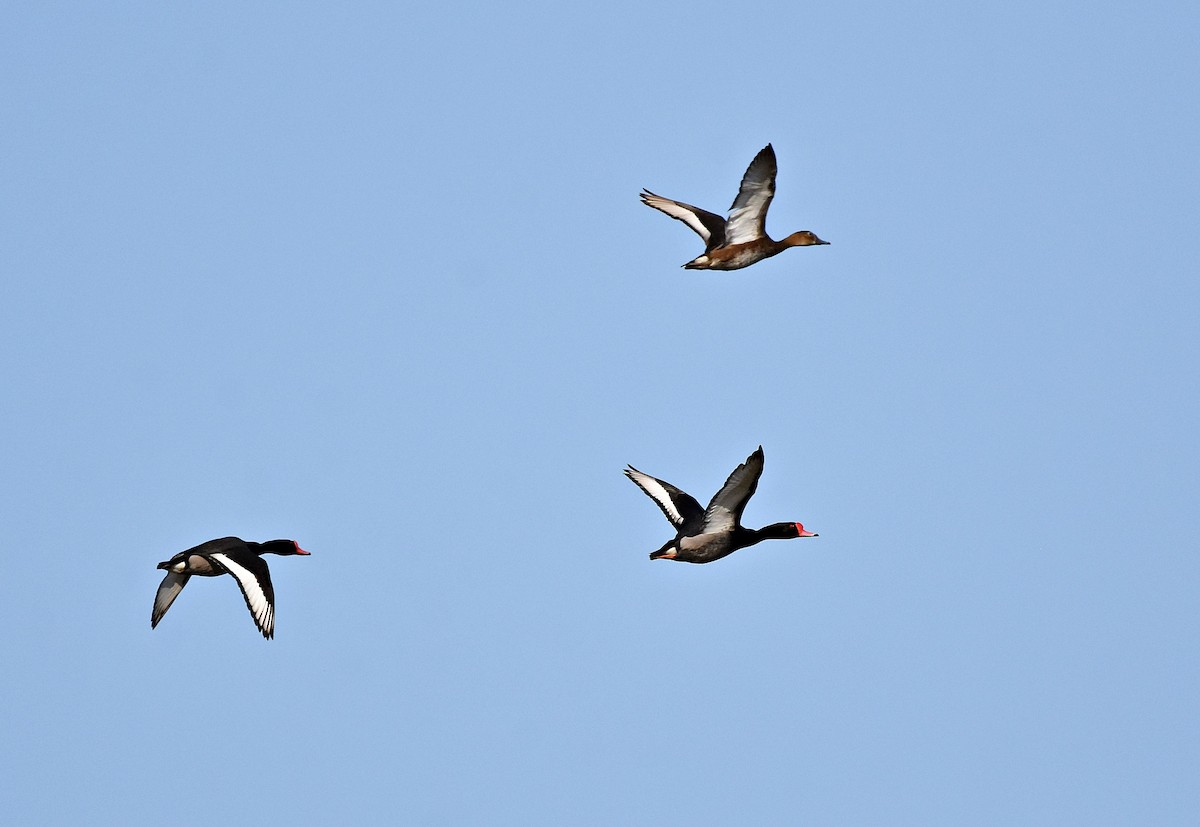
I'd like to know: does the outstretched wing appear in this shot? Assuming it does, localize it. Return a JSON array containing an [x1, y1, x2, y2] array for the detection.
[[702, 447, 766, 533], [724, 145, 777, 245], [625, 465, 705, 530], [210, 551, 276, 640], [641, 190, 727, 251], [151, 571, 190, 629]]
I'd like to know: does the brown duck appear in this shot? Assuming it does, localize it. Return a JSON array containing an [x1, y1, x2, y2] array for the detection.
[[641, 144, 829, 270]]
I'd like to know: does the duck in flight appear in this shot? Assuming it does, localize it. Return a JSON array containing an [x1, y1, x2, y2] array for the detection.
[[151, 537, 310, 639], [625, 446, 817, 564], [641, 144, 828, 270]]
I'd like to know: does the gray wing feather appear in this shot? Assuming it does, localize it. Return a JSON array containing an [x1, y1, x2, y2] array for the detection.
[[151, 571, 190, 629], [724, 145, 777, 245], [702, 447, 766, 533]]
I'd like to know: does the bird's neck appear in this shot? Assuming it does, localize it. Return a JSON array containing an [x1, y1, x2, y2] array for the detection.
[[741, 523, 797, 545], [251, 540, 292, 556]]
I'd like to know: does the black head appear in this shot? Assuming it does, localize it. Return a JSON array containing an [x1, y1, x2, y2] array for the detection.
[[762, 522, 818, 540], [254, 539, 311, 556]]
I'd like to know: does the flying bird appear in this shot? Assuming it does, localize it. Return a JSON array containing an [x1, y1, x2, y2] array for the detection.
[[625, 446, 817, 564], [640, 143, 829, 270], [151, 537, 310, 639]]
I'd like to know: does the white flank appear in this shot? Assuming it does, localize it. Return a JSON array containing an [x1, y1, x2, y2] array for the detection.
[[211, 552, 274, 637]]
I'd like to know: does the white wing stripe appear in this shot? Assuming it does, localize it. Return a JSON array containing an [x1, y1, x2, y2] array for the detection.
[[627, 468, 685, 526], [642, 194, 713, 242], [211, 552, 274, 637]]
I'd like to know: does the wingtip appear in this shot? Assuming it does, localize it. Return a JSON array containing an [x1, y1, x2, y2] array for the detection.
[[750, 143, 778, 172]]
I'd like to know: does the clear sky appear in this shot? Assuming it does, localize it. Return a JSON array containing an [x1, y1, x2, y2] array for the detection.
[[2, 1, 1198, 824]]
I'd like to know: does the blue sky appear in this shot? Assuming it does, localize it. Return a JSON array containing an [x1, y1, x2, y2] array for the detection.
[[2, 1, 1198, 823]]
